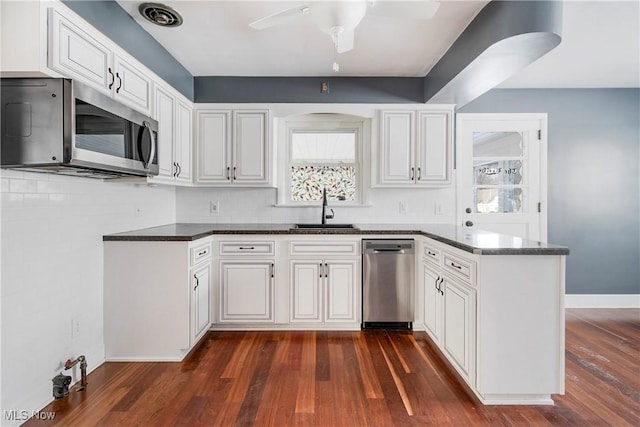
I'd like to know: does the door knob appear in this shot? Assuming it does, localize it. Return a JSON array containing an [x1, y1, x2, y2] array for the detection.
[[465, 207, 472, 214], [465, 220, 474, 227]]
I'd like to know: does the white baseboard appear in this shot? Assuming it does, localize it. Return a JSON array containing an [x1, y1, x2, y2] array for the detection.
[[565, 294, 640, 308]]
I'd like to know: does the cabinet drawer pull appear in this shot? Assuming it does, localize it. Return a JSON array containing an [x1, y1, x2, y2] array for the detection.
[[197, 249, 208, 256], [239, 246, 255, 250], [427, 250, 436, 256], [450, 262, 462, 270]]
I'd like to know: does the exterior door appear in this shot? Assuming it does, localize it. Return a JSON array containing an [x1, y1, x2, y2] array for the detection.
[[456, 114, 547, 241]]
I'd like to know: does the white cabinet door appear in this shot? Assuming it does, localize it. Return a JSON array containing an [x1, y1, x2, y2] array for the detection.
[[175, 100, 193, 183], [443, 277, 476, 383], [290, 260, 322, 323], [416, 111, 450, 184], [113, 54, 152, 115], [233, 110, 269, 185], [325, 260, 357, 322], [197, 111, 231, 184], [379, 111, 415, 185], [220, 261, 274, 322], [423, 261, 442, 344], [49, 9, 111, 94], [154, 86, 175, 179], [191, 263, 211, 346]]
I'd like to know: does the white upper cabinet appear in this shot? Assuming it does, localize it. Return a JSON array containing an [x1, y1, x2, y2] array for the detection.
[[48, 8, 153, 115], [377, 108, 453, 186], [149, 85, 193, 184], [196, 109, 272, 187]]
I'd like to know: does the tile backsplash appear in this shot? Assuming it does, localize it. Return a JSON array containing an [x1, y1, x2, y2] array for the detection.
[[1, 169, 175, 422]]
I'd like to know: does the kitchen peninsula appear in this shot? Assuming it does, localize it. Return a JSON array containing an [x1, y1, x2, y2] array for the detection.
[[104, 223, 568, 405]]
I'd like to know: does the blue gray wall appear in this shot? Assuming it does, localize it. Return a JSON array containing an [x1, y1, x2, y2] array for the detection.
[[460, 88, 640, 295], [62, 0, 194, 99]]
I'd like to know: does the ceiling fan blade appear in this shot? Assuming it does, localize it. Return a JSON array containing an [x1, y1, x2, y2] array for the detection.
[[249, 5, 310, 30], [335, 29, 354, 53], [368, 0, 440, 20]]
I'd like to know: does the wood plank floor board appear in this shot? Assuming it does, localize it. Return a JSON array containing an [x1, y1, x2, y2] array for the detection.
[[24, 309, 640, 426]]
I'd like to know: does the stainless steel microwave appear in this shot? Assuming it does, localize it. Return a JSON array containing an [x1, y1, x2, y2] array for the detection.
[[1, 78, 158, 178]]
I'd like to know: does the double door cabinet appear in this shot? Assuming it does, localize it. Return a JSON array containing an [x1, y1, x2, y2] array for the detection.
[[378, 109, 453, 186], [419, 237, 565, 405], [48, 8, 152, 115], [196, 110, 272, 186]]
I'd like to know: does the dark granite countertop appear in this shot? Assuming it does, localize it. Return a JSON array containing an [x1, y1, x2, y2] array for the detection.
[[104, 223, 569, 256]]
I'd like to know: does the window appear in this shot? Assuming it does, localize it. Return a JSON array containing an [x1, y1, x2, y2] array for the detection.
[[278, 114, 370, 205]]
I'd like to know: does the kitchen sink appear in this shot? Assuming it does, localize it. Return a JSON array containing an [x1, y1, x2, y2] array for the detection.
[[291, 223, 359, 230]]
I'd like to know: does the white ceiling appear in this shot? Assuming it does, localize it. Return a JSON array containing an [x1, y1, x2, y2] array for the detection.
[[117, 0, 640, 88]]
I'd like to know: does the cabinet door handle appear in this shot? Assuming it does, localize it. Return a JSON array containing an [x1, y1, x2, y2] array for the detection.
[[194, 274, 199, 290], [450, 261, 463, 270], [226, 166, 230, 180], [319, 263, 323, 278], [116, 72, 122, 93], [325, 263, 328, 278], [417, 167, 421, 181], [108, 67, 115, 89], [271, 263, 274, 278], [176, 162, 182, 177], [173, 162, 177, 177], [410, 167, 415, 181], [233, 166, 237, 180], [435, 276, 440, 291]]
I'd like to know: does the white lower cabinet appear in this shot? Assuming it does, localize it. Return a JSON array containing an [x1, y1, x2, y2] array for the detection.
[[442, 276, 476, 384], [104, 238, 213, 361], [219, 260, 275, 323], [422, 260, 442, 344], [290, 259, 357, 323], [190, 262, 211, 346]]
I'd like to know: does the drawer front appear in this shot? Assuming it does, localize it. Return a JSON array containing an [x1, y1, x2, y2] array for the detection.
[[442, 252, 475, 285], [289, 241, 359, 256], [190, 242, 212, 266], [220, 241, 275, 256], [423, 241, 441, 264]]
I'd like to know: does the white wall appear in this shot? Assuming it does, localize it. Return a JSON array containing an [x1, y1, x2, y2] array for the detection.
[[0, 169, 175, 426], [176, 186, 456, 225]]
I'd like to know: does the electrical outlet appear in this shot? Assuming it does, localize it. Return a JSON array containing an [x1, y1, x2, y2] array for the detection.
[[399, 201, 408, 214], [134, 205, 143, 217], [210, 201, 219, 213]]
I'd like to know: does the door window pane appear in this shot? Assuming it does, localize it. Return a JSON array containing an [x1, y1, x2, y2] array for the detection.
[[473, 160, 523, 185], [474, 187, 523, 213], [473, 131, 523, 157]]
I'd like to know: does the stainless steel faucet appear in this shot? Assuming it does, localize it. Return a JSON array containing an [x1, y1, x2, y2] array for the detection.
[[321, 188, 334, 224]]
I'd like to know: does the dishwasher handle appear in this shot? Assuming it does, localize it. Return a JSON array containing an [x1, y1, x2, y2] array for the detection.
[[372, 249, 406, 254]]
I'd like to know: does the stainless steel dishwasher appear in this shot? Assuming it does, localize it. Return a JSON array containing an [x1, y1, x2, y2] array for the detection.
[[362, 239, 415, 329]]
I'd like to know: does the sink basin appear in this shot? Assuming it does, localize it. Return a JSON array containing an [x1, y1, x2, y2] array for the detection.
[[291, 223, 359, 230]]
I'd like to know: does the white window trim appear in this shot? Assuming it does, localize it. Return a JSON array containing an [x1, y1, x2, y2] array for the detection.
[[276, 113, 372, 207]]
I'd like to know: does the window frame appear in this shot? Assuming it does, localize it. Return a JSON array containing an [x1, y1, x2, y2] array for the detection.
[[277, 113, 371, 207]]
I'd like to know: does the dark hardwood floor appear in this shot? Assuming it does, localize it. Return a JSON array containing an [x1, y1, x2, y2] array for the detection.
[[26, 309, 640, 426]]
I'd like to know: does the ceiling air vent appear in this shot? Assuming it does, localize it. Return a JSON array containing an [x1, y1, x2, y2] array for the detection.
[[139, 3, 183, 27]]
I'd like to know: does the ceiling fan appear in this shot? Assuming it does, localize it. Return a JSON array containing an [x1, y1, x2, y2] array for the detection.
[[249, 0, 440, 54]]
